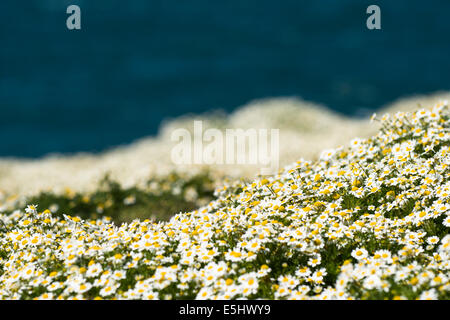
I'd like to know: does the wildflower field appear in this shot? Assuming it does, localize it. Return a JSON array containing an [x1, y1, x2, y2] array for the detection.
[[0, 102, 448, 300]]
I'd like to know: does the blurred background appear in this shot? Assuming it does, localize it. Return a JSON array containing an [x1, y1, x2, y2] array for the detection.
[[1, 0, 450, 157]]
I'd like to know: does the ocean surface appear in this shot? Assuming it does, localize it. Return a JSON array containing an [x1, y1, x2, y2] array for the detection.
[[1, 0, 450, 157]]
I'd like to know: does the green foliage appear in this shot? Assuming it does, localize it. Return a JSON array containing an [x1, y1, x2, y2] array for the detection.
[[26, 172, 217, 224]]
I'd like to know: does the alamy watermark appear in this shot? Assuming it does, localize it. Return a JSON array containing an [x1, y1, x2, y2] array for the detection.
[[171, 121, 279, 175], [366, 5, 381, 30], [66, 5, 81, 30], [66, 4, 381, 31]]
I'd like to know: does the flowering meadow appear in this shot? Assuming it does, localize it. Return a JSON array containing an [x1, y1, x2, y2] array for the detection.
[[0, 102, 449, 300]]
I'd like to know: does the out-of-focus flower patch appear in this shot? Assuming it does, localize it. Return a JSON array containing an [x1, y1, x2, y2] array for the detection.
[[0, 172, 217, 224]]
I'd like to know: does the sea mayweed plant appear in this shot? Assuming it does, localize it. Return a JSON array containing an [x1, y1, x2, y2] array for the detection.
[[0, 102, 448, 300]]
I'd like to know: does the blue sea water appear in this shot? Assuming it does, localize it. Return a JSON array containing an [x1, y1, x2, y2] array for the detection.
[[1, 0, 450, 157]]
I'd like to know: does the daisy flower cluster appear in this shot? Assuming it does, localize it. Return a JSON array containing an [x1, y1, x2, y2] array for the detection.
[[0, 102, 448, 300]]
